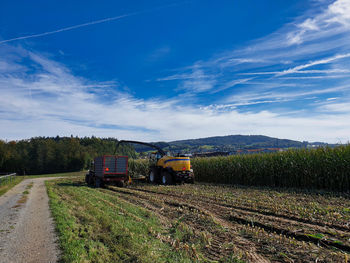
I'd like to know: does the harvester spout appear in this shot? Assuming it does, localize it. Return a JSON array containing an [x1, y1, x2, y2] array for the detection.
[[115, 140, 166, 156]]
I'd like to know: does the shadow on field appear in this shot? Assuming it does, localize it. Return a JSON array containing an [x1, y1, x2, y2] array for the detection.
[[56, 181, 86, 188], [55, 180, 131, 191]]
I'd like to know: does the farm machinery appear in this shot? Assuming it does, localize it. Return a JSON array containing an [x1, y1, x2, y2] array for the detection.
[[86, 140, 194, 187], [116, 140, 194, 185], [85, 155, 130, 188]]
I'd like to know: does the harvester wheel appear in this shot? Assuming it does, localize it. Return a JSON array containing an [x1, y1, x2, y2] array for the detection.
[[161, 171, 173, 185], [85, 174, 89, 184], [149, 169, 157, 184]]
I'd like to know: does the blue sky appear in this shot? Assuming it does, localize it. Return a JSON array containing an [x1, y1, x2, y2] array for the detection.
[[0, 0, 350, 143]]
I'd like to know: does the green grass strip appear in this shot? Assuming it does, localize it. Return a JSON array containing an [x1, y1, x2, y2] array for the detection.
[[46, 178, 198, 263], [0, 176, 23, 196]]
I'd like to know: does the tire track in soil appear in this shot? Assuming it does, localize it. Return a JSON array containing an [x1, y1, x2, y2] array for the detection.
[[126, 187, 350, 252], [105, 186, 270, 263], [100, 188, 229, 261], [109, 185, 350, 262], [128, 187, 350, 232]]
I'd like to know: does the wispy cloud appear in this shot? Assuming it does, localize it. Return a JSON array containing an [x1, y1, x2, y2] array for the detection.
[[160, 67, 219, 93], [1, 45, 350, 143], [155, 0, 350, 116], [276, 53, 350, 76], [321, 102, 350, 112], [239, 69, 350, 75], [210, 78, 253, 94], [147, 46, 171, 62], [1, 1, 350, 143], [224, 85, 350, 105]]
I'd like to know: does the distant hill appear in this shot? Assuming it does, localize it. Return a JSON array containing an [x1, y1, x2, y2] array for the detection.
[[132, 135, 308, 153]]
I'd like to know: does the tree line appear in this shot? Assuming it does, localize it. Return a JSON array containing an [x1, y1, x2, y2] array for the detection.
[[0, 136, 136, 175]]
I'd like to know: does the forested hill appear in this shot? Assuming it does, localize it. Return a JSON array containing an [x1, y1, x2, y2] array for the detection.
[[0, 137, 136, 175], [0, 135, 325, 174], [133, 135, 307, 153], [171, 135, 305, 149]]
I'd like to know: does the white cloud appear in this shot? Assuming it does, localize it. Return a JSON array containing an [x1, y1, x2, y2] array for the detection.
[[286, 0, 350, 45], [287, 33, 303, 45], [173, 67, 218, 93], [223, 85, 349, 105], [301, 18, 320, 31], [287, 18, 320, 45], [277, 53, 350, 76], [149, 0, 350, 130], [319, 102, 350, 112], [1, 46, 350, 143], [239, 68, 350, 75], [0, 60, 24, 72], [156, 0, 350, 101], [147, 46, 171, 61], [327, 0, 350, 26], [2, 1, 350, 143], [210, 78, 253, 94]]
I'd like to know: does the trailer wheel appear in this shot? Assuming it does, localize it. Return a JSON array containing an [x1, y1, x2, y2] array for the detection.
[[117, 181, 124, 187], [161, 171, 173, 185], [95, 178, 101, 188], [86, 174, 93, 186]]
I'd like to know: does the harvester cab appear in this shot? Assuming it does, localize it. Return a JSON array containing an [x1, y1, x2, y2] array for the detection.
[[116, 140, 194, 185]]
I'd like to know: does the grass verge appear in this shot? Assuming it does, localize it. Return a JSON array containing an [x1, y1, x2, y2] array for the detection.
[[0, 176, 23, 196], [25, 171, 86, 179], [0, 171, 85, 197], [46, 178, 200, 263]]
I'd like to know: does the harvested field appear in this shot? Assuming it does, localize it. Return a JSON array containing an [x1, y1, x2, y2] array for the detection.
[[48, 177, 350, 263]]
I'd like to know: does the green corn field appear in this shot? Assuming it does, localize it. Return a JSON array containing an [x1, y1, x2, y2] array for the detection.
[[128, 145, 350, 191], [128, 158, 150, 178]]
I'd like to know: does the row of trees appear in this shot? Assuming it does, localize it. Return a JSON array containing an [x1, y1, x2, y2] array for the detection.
[[0, 136, 136, 175]]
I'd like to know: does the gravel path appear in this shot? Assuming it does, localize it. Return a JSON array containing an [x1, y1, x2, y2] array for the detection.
[[0, 177, 61, 263]]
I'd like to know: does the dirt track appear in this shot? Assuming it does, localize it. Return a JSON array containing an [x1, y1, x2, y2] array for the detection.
[[0, 178, 60, 263]]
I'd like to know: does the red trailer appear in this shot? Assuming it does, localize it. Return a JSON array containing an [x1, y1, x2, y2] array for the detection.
[[85, 155, 129, 187]]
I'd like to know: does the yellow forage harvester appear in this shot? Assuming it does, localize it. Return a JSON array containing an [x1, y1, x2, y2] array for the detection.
[[116, 140, 194, 185]]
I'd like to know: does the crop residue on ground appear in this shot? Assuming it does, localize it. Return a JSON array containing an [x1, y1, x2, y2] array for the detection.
[[47, 177, 350, 262]]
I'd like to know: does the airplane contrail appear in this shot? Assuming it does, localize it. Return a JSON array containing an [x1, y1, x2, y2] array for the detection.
[[0, 2, 184, 45], [0, 13, 140, 45]]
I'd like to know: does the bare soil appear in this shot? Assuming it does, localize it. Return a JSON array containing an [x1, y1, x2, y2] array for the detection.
[[102, 184, 349, 262]]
